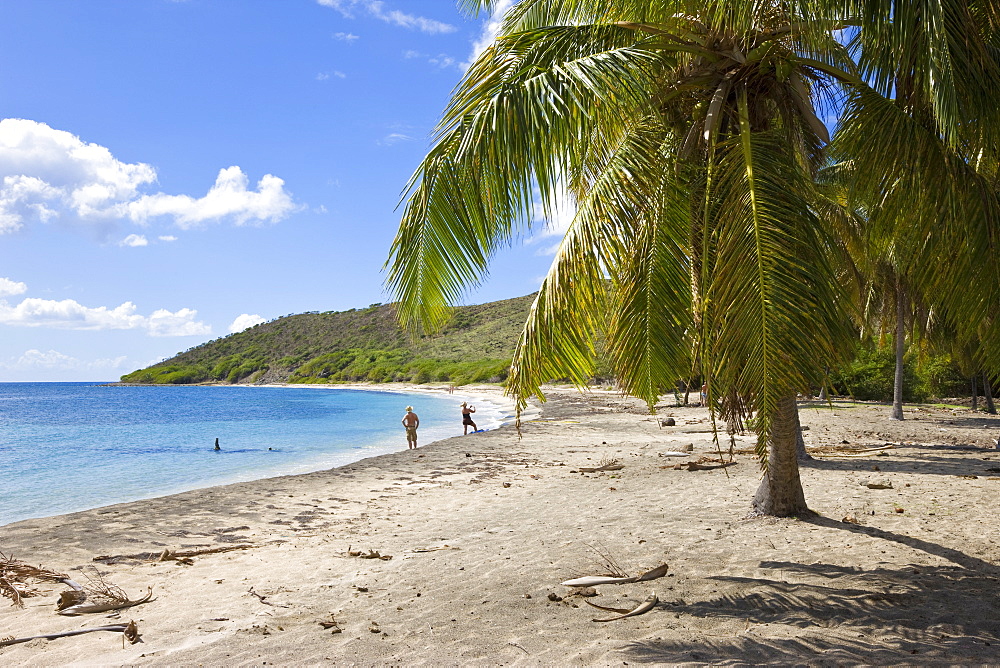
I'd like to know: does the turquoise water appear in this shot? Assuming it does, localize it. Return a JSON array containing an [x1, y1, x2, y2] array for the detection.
[[0, 383, 504, 526]]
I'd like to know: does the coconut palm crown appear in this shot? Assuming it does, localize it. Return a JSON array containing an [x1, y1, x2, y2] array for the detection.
[[386, 0, 1000, 516]]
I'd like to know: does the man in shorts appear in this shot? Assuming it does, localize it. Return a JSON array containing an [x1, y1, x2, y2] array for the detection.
[[402, 406, 420, 449]]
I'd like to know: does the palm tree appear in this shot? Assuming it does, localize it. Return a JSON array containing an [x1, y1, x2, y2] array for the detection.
[[386, 1, 1000, 516]]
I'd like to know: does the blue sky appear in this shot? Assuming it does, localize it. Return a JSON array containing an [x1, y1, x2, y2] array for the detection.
[[0, 0, 562, 381]]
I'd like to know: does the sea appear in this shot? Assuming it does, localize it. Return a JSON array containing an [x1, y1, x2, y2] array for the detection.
[[0, 382, 506, 526]]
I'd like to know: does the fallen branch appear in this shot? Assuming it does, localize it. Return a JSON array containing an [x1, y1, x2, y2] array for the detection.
[[578, 465, 624, 473], [411, 545, 459, 553], [561, 563, 668, 587], [0, 621, 139, 647], [248, 587, 290, 608], [57, 588, 154, 616], [347, 547, 392, 560], [586, 592, 658, 622], [671, 460, 737, 471], [94, 543, 256, 565], [812, 448, 892, 459]]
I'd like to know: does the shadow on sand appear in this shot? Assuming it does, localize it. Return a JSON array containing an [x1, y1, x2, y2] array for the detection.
[[619, 516, 1000, 664]]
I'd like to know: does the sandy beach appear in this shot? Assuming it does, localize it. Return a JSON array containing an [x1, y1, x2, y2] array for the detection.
[[2, 385, 1000, 665]]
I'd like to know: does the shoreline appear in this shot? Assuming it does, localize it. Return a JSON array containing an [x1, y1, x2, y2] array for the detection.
[[0, 383, 522, 528], [3, 391, 1000, 664]]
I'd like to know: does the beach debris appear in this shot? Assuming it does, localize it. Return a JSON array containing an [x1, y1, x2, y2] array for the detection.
[[585, 592, 658, 622], [319, 614, 343, 634], [812, 444, 895, 458], [93, 543, 257, 565], [0, 621, 140, 648], [579, 457, 624, 473], [347, 546, 393, 560], [864, 480, 893, 489], [57, 568, 154, 616], [658, 451, 691, 457], [842, 514, 861, 524], [123, 620, 140, 644], [0, 552, 75, 608], [670, 458, 736, 471], [58, 588, 153, 616], [411, 545, 459, 553], [561, 563, 669, 587], [247, 587, 290, 608], [661, 418, 676, 426]]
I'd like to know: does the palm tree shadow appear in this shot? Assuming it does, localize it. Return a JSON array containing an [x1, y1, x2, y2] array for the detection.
[[800, 451, 998, 477], [620, 516, 1000, 664]]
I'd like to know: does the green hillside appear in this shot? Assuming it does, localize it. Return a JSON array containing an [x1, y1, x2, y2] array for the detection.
[[120, 294, 535, 385]]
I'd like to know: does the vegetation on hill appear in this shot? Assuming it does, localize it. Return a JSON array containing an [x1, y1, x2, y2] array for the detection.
[[120, 294, 534, 385], [122, 292, 985, 404]]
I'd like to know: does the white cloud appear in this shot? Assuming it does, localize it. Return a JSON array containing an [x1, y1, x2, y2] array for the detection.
[[145, 308, 211, 337], [0, 277, 27, 297], [0, 119, 156, 232], [120, 233, 148, 247], [125, 166, 298, 229], [229, 313, 266, 333], [316, 70, 347, 81], [402, 49, 459, 70], [9, 349, 129, 372], [378, 133, 414, 146], [158, 235, 177, 242], [0, 118, 298, 234], [465, 0, 515, 68], [332, 31, 359, 42], [428, 54, 456, 68], [526, 187, 576, 255], [0, 297, 211, 337], [317, 0, 456, 34]]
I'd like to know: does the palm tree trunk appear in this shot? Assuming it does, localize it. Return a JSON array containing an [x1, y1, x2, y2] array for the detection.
[[795, 406, 812, 461], [751, 394, 810, 517], [890, 282, 905, 421], [984, 372, 997, 415], [972, 374, 979, 412]]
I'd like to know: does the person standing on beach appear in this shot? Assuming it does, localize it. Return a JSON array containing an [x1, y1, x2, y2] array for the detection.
[[461, 402, 477, 435], [402, 406, 419, 449]]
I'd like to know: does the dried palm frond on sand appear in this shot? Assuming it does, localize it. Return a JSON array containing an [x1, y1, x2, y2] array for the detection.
[[56, 566, 154, 616], [1, 552, 74, 608]]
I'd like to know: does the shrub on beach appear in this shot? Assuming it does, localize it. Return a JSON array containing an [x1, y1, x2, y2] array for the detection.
[[829, 342, 970, 402]]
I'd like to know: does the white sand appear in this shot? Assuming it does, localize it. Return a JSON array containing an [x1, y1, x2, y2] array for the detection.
[[2, 387, 1000, 665]]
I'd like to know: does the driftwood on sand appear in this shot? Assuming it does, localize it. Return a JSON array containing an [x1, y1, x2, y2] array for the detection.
[[93, 543, 257, 565], [57, 588, 154, 616], [585, 592, 659, 622], [348, 547, 392, 560], [578, 464, 625, 473], [0, 620, 140, 647], [670, 459, 737, 471], [54, 567, 155, 616], [560, 563, 668, 588], [811, 445, 896, 458]]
